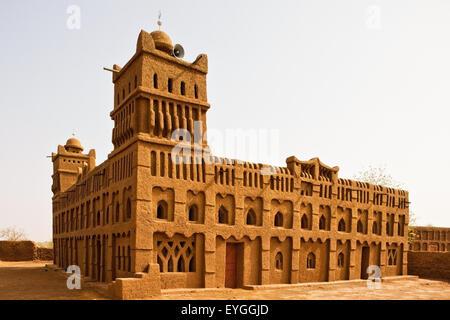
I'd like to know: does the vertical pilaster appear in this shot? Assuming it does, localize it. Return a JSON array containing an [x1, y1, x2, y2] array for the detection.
[[105, 235, 112, 282], [291, 237, 299, 283], [204, 232, 216, 288], [328, 239, 337, 282], [84, 237, 89, 276], [393, 214, 399, 237], [235, 193, 244, 228], [311, 203, 320, 231], [380, 242, 386, 277], [261, 236, 271, 284], [349, 240, 358, 280], [174, 186, 187, 227]]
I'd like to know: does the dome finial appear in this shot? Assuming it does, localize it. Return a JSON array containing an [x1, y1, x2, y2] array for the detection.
[[65, 136, 84, 153], [157, 10, 162, 30]]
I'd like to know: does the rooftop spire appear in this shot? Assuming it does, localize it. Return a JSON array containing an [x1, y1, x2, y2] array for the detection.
[[157, 10, 162, 30]]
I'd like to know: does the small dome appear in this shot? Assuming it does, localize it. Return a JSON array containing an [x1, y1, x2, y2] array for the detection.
[[65, 137, 83, 152], [150, 30, 173, 54]]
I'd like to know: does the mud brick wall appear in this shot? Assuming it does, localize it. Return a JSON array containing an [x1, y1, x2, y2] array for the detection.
[[36, 247, 54, 260], [408, 252, 450, 280], [0, 241, 53, 261]]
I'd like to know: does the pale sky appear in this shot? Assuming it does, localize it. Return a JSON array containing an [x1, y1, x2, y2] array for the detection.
[[0, 0, 449, 241]]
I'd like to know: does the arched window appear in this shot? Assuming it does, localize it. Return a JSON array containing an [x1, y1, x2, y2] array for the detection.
[[168, 78, 173, 93], [194, 84, 198, 99], [134, 75, 137, 88], [387, 249, 397, 265], [157, 200, 168, 219], [357, 220, 363, 233], [122, 246, 126, 271], [319, 215, 326, 230], [188, 204, 198, 222], [386, 222, 391, 236], [246, 209, 257, 225], [126, 198, 131, 220], [301, 214, 309, 229], [157, 256, 163, 272], [86, 209, 90, 228], [117, 246, 121, 270], [127, 246, 131, 272], [167, 257, 174, 272], [189, 257, 196, 272], [180, 81, 186, 95], [275, 252, 283, 270], [337, 252, 345, 268], [307, 252, 316, 269], [397, 222, 403, 236], [106, 207, 109, 224], [338, 218, 346, 232], [153, 73, 158, 89], [274, 212, 283, 227], [97, 211, 100, 226], [372, 221, 378, 234], [177, 256, 185, 272], [115, 203, 120, 222], [414, 242, 420, 251], [218, 206, 228, 224]]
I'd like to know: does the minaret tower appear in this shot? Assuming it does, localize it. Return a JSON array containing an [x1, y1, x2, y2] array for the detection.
[[108, 21, 210, 157], [51, 137, 95, 194]]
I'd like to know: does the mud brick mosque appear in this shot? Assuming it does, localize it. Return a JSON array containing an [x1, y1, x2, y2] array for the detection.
[[51, 27, 410, 298]]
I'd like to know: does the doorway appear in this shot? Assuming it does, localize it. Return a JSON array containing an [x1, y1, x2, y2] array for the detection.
[[360, 246, 370, 279], [225, 243, 242, 288]]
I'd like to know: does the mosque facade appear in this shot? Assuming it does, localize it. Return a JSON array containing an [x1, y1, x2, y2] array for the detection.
[[51, 29, 409, 296]]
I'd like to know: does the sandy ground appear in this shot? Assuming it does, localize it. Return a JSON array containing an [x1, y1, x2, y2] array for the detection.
[[0, 261, 449, 300], [156, 279, 450, 300], [0, 260, 111, 300]]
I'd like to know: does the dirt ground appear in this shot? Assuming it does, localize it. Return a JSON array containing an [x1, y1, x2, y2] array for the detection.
[[156, 279, 450, 300], [0, 261, 449, 300], [0, 261, 111, 300]]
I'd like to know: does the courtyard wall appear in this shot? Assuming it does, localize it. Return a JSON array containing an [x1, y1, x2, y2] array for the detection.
[[0, 241, 53, 261], [407, 251, 450, 280]]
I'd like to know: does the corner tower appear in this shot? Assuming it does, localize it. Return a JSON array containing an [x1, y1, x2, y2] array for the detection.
[[51, 137, 96, 194], [109, 29, 209, 153]]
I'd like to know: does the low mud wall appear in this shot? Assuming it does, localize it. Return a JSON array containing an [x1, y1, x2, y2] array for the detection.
[[0, 241, 53, 261], [36, 247, 53, 260], [408, 251, 450, 280]]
